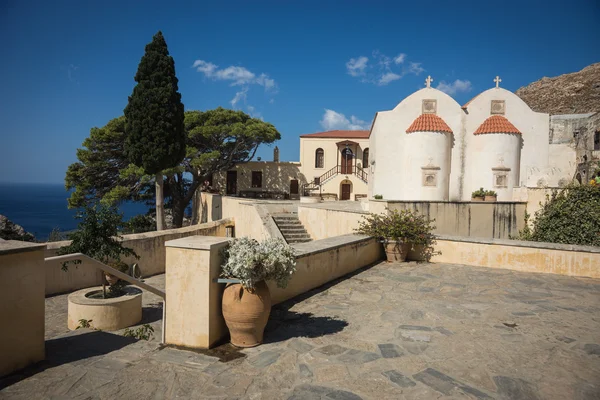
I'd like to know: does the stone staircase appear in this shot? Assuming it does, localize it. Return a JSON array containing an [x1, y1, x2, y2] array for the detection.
[[272, 215, 312, 244]]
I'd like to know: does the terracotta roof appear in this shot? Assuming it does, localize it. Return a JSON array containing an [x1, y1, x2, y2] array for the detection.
[[473, 115, 521, 135], [299, 130, 370, 139], [406, 114, 453, 134]]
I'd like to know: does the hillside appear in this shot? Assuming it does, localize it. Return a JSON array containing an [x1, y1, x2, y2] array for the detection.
[[516, 63, 600, 115]]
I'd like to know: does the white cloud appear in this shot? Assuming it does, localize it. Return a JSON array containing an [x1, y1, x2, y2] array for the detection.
[[378, 72, 401, 85], [346, 56, 369, 77], [394, 53, 406, 64], [408, 62, 424, 75], [230, 87, 248, 107], [192, 59, 277, 92], [320, 109, 370, 131], [436, 79, 472, 95], [346, 52, 424, 86], [247, 105, 263, 120]]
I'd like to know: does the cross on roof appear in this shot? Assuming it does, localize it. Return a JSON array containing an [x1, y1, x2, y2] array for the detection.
[[494, 76, 502, 88], [425, 75, 433, 88]]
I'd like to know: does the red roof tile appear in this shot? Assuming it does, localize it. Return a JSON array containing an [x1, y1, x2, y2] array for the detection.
[[406, 114, 453, 134], [473, 115, 521, 135], [300, 130, 370, 139]]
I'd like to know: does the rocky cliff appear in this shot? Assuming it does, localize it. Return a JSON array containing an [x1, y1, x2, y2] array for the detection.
[[0, 215, 36, 242], [516, 63, 600, 115]]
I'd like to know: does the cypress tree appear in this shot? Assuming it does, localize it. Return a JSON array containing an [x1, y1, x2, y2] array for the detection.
[[124, 31, 185, 230]]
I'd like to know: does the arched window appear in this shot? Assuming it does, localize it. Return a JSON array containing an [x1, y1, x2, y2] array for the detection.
[[362, 148, 369, 167], [315, 148, 324, 168]]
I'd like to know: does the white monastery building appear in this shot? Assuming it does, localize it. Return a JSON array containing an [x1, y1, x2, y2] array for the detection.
[[215, 76, 585, 202]]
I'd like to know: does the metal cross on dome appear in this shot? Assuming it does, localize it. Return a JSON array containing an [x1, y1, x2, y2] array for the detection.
[[425, 75, 433, 88], [494, 76, 502, 88]]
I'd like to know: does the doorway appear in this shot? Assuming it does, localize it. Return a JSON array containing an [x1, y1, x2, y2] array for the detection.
[[290, 179, 299, 199], [340, 181, 352, 200], [341, 148, 353, 174], [226, 171, 237, 195]]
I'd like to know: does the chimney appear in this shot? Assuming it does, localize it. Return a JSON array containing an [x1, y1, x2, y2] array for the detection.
[[273, 146, 280, 162]]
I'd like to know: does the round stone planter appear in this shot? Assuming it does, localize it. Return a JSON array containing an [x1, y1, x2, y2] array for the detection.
[[67, 286, 143, 331], [300, 196, 322, 204]]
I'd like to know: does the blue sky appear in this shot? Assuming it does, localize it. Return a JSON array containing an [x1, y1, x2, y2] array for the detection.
[[0, 0, 598, 184]]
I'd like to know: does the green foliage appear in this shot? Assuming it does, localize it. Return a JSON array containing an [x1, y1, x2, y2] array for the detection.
[[123, 324, 154, 341], [57, 204, 139, 271], [76, 319, 93, 329], [355, 209, 440, 261], [471, 188, 487, 198], [124, 214, 156, 234], [485, 190, 497, 197], [47, 227, 64, 242], [65, 108, 280, 228], [124, 31, 186, 175], [221, 237, 296, 290], [515, 184, 600, 246], [374, 194, 383, 200]]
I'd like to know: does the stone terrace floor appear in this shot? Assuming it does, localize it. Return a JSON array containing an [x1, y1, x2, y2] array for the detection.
[[1, 262, 600, 399]]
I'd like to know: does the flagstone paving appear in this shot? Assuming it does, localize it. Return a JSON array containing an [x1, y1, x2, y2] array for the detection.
[[2, 261, 600, 399]]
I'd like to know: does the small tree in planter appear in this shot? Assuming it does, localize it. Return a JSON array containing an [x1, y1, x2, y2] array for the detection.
[[471, 188, 486, 202], [58, 203, 139, 298], [355, 209, 439, 262], [220, 237, 296, 347], [485, 190, 497, 202]]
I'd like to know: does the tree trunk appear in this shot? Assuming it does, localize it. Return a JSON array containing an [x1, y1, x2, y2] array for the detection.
[[155, 173, 165, 231], [172, 201, 185, 229], [191, 189, 200, 225]]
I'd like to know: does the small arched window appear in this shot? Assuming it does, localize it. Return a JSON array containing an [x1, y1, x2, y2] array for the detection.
[[362, 148, 369, 167], [315, 148, 324, 168]]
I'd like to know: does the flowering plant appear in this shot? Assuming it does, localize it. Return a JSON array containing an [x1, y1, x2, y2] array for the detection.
[[221, 237, 297, 290]]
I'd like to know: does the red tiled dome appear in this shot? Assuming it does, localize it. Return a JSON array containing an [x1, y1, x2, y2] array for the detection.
[[406, 114, 453, 134], [474, 115, 521, 135]]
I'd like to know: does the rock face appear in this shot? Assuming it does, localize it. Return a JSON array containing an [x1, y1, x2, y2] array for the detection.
[[516, 63, 600, 115], [0, 215, 36, 242]]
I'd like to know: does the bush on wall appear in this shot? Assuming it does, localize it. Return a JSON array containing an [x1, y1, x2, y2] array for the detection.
[[517, 183, 600, 246]]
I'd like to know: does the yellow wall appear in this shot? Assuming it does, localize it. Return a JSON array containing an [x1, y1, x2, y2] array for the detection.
[[0, 243, 46, 377], [44, 219, 231, 296], [432, 237, 600, 278], [298, 205, 365, 240]]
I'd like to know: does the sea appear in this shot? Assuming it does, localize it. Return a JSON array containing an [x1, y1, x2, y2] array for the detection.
[[0, 183, 150, 241]]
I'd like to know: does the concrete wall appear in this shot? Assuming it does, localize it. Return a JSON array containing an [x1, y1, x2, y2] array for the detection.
[[163, 234, 383, 349], [0, 241, 46, 377], [298, 205, 366, 240], [371, 200, 526, 239], [44, 219, 232, 296], [432, 235, 600, 279]]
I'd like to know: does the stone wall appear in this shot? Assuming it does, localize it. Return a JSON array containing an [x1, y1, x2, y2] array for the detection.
[[44, 219, 232, 296]]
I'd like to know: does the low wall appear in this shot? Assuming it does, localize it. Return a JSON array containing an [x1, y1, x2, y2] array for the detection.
[[164, 234, 383, 349], [0, 241, 46, 377], [44, 219, 232, 296], [298, 205, 366, 240], [432, 236, 600, 279], [370, 200, 526, 239]]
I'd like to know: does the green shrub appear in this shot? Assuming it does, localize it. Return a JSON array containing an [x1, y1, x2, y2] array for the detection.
[[516, 183, 600, 246], [471, 188, 486, 198], [374, 194, 383, 200], [124, 214, 156, 234], [485, 190, 497, 197], [355, 209, 439, 260]]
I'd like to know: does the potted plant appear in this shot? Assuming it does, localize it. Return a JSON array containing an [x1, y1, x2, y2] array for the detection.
[[355, 209, 438, 263], [471, 188, 486, 202], [220, 237, 296, 347], [485, 190, 497, 202], [58, 203, 139, 298]]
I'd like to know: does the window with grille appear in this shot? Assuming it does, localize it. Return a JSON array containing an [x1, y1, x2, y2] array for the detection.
[[315, 148, 324, 168], [251, 171, 262, 188]]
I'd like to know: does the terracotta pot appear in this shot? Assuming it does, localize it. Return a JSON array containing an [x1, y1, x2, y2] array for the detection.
[[105, 274, 119, 286], [222, 281, 271, 347], [484, 195, 497, 202], [384, 241, 411, 263], [471, 196, 484, 202]]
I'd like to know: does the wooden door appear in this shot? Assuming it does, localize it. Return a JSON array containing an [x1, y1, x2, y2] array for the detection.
[[290, 179, 299, 195], [341, 148, 353, 174], [341, 184, 351, 200], [226, 171, 237, 195]]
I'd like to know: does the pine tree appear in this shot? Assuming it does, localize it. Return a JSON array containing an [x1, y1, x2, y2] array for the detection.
[[124, 31, 186, 230]]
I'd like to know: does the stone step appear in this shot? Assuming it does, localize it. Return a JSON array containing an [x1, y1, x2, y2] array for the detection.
[[275, 221, 302, 226], [287, 238, 312, 244], [278, 226, 306, 232], [282, 233, 311, 239]]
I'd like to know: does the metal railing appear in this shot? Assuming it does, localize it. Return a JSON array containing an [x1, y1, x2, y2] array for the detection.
[[45, 253, 167, 344], [354, 165, 368, 183]]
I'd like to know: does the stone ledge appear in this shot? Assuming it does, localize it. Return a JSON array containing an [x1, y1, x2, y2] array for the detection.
[[0, 240, 46, 256], [165, 236, 231, 251], [292, 234, 374, 258], [436, 235, 600, 254], [371, 199, 528, 204]]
